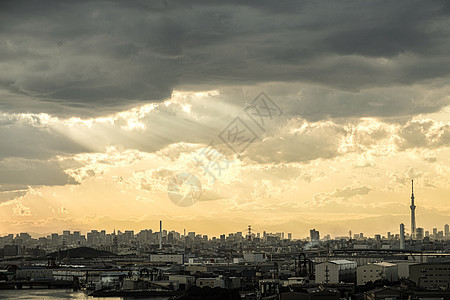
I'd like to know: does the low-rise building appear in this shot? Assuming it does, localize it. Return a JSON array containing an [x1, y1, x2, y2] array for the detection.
[[3, 245, 22, 257], [123, 278, 151, 290], [100, 272, 128, 288], [196, 276, 225, 288], [315, 260, 357, 284], [409, 262, 450, 289], [281, 285, 340, 300], [16, 268, 53, 281], [387, 260, 417, 279], [285, 277, 308, 286], [149, 254, 184, 265], [357, 262, 398, 286], [184, 265, 213, 274], [243, 253, 266, 263], [227, 277, 241, 289], [168, 274, 195, 290]]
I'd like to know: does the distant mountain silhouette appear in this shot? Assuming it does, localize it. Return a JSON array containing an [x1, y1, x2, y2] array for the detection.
[[47, 247, 115, 259]]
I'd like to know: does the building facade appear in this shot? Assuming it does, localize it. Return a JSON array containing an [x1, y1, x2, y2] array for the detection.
[[357, 262, 398, 286], [409, 262, 450, 289], [315, 260, 357, 284]]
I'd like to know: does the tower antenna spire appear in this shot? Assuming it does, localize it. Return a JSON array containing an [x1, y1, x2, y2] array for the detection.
[[410, 179, 416, 240]]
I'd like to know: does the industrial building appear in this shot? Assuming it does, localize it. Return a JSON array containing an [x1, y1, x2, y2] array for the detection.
[[409, 262, 450, 289], [315, 260, 357, 284], [357, 262, 398, 286], [149, 254, 185, 265]]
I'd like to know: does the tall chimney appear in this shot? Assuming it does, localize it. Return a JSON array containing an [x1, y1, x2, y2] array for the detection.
[[159, 220, 162, 250]]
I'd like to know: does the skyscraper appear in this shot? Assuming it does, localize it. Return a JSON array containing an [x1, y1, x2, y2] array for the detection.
[[400, 223, 405, 250], [415, 227, 424, 240], [310, 229, 320, 241], [410, 180, 416, 239]]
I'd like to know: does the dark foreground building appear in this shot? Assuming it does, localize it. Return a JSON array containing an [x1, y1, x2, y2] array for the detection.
[[280, 285, 340, 300]]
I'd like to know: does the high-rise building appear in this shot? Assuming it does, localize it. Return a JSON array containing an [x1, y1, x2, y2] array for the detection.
[[73, 231, 81, 244], [168, 232, 174, 243], [310, 229, 320, 241], [445, 224, 449, 237], [415, 227, 424, 240], [124, 230, 134, 243], [51, 233, 59, 243], [375, 234, 381, 243], [86, 232, 93, 244], [410, 180, 416, 239], [400, 223, 405, 250]]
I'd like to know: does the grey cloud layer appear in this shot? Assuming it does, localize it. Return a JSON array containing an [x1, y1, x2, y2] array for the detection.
[[1, 0, 450, 117], [2, 0, 450, 200]]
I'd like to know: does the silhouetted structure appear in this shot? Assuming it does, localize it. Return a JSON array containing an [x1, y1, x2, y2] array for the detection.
[[410, 180, 416, 239]]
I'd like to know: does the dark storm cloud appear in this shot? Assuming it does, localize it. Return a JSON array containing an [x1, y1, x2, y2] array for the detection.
[[1, 0, 450, 117], [0, 158, 77, 189], [0, 115, 90, 160], [0, 114, 84, 194], [0, 190, 27, 203], [286, 85, 450, 122]]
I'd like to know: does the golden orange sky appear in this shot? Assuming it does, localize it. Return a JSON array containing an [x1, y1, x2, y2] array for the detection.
[[2, 89, 450, 238]]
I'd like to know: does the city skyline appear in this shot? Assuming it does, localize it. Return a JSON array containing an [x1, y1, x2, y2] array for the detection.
[[1, 172, 449, 238], [2, 216, 450, 241], [0, 224, 450, 243], [2, 1, 450, 238]]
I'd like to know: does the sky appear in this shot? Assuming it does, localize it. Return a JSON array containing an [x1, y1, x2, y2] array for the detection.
[[1, 0, 450, 238]]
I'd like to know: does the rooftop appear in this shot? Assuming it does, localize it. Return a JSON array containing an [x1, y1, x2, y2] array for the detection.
[[329, 260, 357, 265], [373, 262, 397, 267]]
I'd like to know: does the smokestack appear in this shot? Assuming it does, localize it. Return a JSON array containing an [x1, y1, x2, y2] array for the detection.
[[159, 220, 162, 250], [400, 223, 405, 250]]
